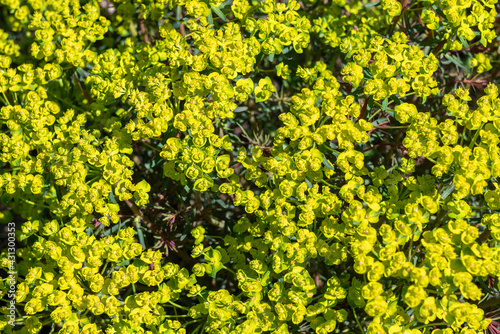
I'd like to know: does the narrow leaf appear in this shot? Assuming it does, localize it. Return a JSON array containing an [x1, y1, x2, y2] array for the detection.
[[444, 54, 467, 70], [382, 98, 388, 111], [372, 117, 389, 126], [211, 5, 226, 21], [305, 178, 313, 188], [323, 156, 336, 170], [135, 219, 146, 249], [458, 35, 469, 49], [440, 183, 455, 200], [207, 11, 214, 26]]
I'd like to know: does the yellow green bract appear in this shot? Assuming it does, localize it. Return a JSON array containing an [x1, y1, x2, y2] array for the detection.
[[0, 0, 500, 333]]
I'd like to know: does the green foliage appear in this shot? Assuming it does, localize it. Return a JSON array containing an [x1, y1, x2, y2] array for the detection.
[[1, 0, 500, 333]]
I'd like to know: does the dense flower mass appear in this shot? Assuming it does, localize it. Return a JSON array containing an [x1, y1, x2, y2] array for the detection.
[[1, 0, 500, 333]]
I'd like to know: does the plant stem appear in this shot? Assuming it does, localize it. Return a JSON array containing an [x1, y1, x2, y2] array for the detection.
[[101, 261, 109, 275], [192, 322, 204, 334]]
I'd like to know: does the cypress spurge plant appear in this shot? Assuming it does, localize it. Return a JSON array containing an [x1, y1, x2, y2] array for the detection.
[[1, 0, 500, 333]]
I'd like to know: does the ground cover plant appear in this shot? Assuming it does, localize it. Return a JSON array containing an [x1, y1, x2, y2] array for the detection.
[[1, 0, 500, 333]]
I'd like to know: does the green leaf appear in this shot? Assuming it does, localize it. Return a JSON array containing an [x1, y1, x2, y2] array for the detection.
[[440, 183, 455, 200], [351, 87, 364, 96], [365, 0, 380, 8], [109, 191, 118, 204], [382, 98, 388, 111], [368, 96, 375, 110], [120, 259, 130, 266], [207, 10, 214, 26], [420, 38, 440, 47], [444, 54, 468, 70], [372, 117, 389, 126], [135, 218, 146, 249], [282, 46, 292, 54], [328, 143, 340, 157], [210, 5, 226, 21], [477, 276, 496, 295], [431, 4, 447, 18], [101, 218, 129, 237], [323, 156, 335, 171], [305, 178, 313, 188], [261, 271, 271, 286], [234, 106, 248, 113]]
